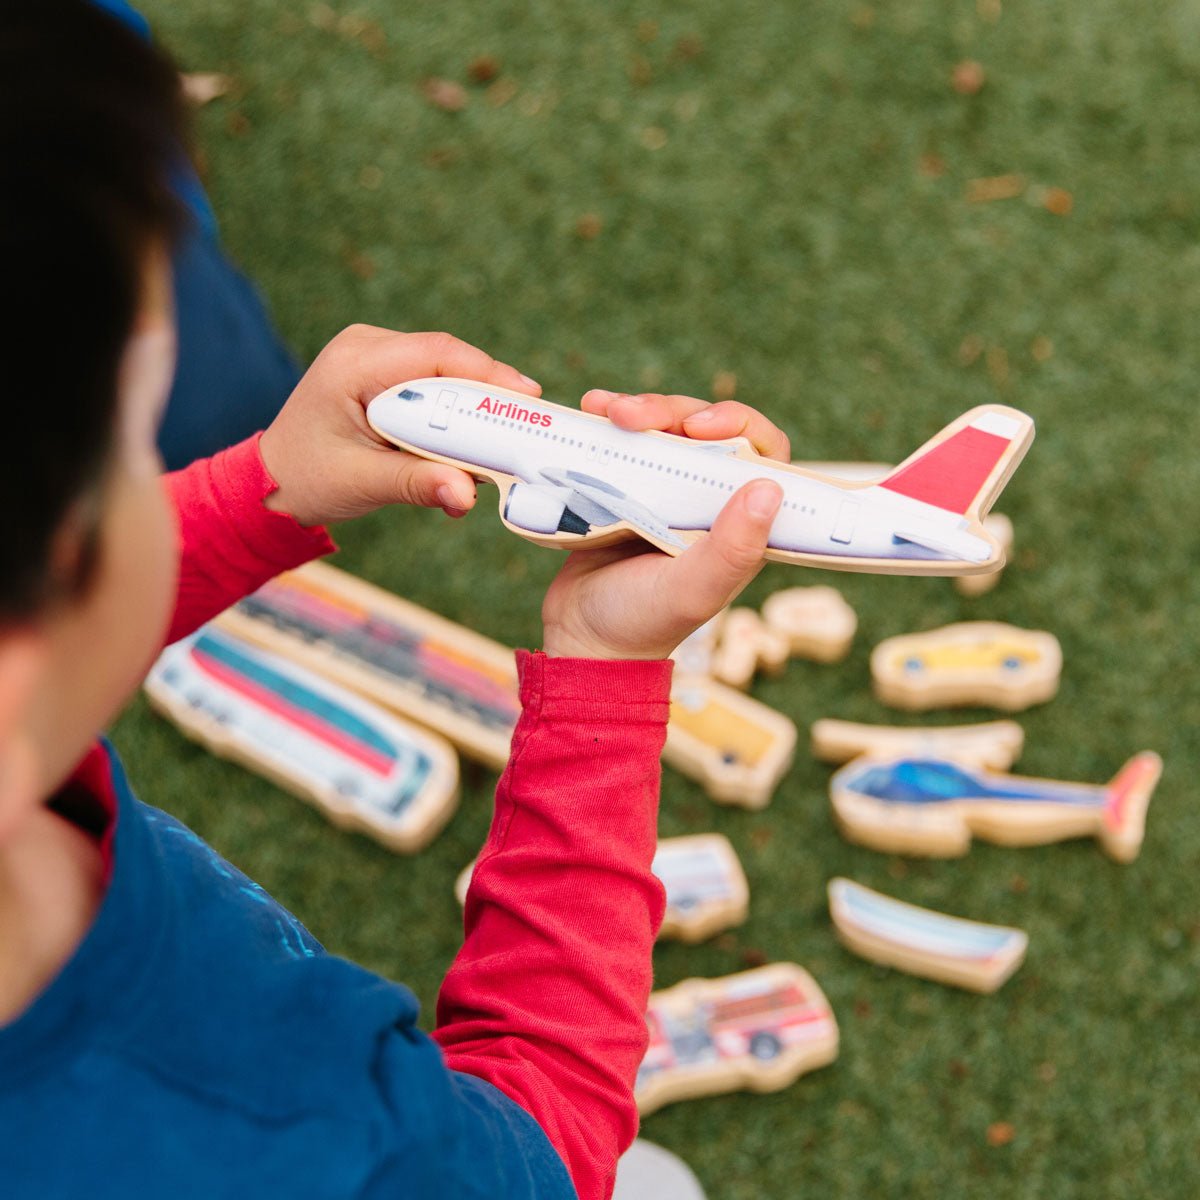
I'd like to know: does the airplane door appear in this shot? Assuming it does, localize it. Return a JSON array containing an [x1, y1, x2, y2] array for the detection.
[[830, 498, 859, 545], [429, 388, 458, 430]]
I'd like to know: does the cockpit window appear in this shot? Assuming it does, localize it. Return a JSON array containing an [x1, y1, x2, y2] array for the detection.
[[398, 389, 423, 401]]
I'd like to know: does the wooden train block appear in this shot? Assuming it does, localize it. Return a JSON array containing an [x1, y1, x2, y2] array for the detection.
[[227, 563, 795, 808], [145, 625, 459, 853], [828, 878, 1027, 993], [870, 621, 1062, 712], [457, 833, 750, 944], [811, 718, 1025, 771], [367, 379, 1034, 577], [635, 964, 839, 1115], [829, 751, 1162, 861]]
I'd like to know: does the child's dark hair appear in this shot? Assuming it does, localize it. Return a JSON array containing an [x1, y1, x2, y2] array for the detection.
[[0, 0, 186, 619]]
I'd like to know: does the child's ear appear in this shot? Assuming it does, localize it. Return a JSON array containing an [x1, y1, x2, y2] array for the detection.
[[0, 630, 47, 841]]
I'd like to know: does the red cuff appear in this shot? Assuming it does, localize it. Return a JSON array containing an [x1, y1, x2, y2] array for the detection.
[[204, 433, 336, 568], [516, 650, 673, 723]]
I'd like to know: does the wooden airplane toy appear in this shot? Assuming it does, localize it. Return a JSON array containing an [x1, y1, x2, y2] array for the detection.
[[635, 963, 839, 1115], [458, 833, 749, 944], [367, 379, 1034, 576], [799, 460, 1014, 594], [225, 562, 796, 809], [828, 878, 1028, 993], [829, 751, 1162, 862], [145, 625, 459, 853], [871, 621, 1062, 712], [811, 717, 1025, 771]]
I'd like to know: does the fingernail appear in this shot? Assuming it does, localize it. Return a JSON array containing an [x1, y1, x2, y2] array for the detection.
[[437, 483, 470, 509], [745, 481, 782, 519], [686, 409, 716, 423], [518, 373, 540, 389]]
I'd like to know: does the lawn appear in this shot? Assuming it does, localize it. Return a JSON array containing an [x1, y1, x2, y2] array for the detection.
[[119, 2, 1199, 1196]]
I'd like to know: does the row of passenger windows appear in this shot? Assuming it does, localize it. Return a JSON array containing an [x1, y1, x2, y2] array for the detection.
[[463, 407, 815, 512]]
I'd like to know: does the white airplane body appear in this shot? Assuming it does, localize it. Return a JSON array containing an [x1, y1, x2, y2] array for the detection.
[[366, 379, 1035, 575]]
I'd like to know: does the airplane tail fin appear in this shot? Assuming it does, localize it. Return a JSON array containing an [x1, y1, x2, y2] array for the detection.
[[1099, 751, 1162, 863], [876, 406, 1035, 519]]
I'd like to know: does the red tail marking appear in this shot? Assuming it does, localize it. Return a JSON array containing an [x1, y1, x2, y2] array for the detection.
[[880, 426, 1010, 514]]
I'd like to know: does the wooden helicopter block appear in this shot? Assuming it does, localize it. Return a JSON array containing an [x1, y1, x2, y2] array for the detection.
[[145, 625, 459, 853], [666, 674, 797, 809], [799, 461, 1014, 595], [636, 963, 839, 1115], [709, 607, 791, 689], [829, 751, 1162, 861], [760, 585, 858, 664], [226, 562, 794, 808], [457, 833, 750, 944], [367, 379, 1034, 577], [871, 621, 1062, 712], [811, 718, 1025, 771], [827, 878, 1027, 993]]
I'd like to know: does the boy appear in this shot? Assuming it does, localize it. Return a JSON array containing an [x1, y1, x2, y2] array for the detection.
[[0, 5, 787, 1198]]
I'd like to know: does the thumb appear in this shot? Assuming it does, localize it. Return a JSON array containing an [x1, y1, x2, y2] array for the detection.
[[664, 479, 783, 619]]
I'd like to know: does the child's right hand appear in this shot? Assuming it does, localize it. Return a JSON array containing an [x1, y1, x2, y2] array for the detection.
[[541, 391, 789, 661]]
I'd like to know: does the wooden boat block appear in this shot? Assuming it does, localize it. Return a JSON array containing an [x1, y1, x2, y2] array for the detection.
[[828, 878, 1027, 993]]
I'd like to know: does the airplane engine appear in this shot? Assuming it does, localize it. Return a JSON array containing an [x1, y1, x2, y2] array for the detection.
[[503, 484, 589, 535]]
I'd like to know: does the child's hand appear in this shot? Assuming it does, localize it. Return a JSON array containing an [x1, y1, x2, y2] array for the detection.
[[258, 325, 540, 527], [541, 390, 789, 661]]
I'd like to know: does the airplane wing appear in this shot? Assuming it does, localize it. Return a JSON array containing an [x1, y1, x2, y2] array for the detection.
[[539, 468, 687, 549], [893, 524, 991, 563]]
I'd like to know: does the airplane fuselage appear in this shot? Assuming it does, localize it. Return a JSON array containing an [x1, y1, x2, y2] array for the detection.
[[369, 382, 995, 564]]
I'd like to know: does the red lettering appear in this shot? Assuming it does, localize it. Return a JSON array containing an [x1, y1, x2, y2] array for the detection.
[[476, 397, 492, 413], [539, 413, 552, 427]]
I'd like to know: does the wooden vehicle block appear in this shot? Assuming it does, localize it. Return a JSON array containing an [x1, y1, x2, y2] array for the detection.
[[145, 625, 459, 853], [871, 621, 1062, 712], [457, 833, 749, 944], [368, 379, 1034, 577], [227, 563, 795, 808], [829, 751, 1162, 861], [760, 585, 857, 664], [219, 561, 521, 769], [828, 877, 1027, 993], [635, 964, 839, 1115], [666, 674, 797, 809], [811, 718, 1025, 771], [709, 607, 790, 689]]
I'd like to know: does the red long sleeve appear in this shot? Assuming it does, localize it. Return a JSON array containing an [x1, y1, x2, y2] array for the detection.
[[434, 650, 672, 1200], [163, 434, 335, 644]]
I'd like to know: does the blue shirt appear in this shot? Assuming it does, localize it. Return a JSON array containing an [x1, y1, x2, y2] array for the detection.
[[0, 745, 574, 1198]]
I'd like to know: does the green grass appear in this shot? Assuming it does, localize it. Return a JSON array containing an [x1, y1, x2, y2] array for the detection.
[[117, 3, 1199, 1196]]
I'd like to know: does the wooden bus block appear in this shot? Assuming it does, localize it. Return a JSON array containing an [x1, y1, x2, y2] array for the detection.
[[367, 379, 1034, 577], [871, 621, 1062, 712], [227, 563, 795, 808], [760, 585, 857, 664], [145, 625, 459, 853], [829, 751, 1162, 861], [666, 674, 797, 809], [457, 833, 749, 944], [828, 877, 1027, 993], [811, 718, 1025, 771], [636, 964, 839, 1115]]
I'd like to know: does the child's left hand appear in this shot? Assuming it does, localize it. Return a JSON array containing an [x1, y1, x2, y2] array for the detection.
[[258, 325, 540, 527]]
